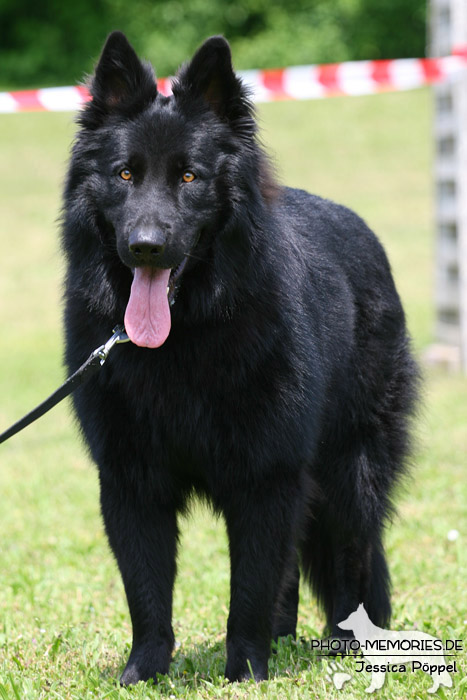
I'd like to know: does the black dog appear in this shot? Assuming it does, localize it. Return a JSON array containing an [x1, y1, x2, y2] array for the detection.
[[62, 32, 418, 685]]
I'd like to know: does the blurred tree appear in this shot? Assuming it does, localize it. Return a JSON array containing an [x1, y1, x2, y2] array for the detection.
[[0, 0, 114, 86], [349, 0, 427, 59], [0, 0, 426, 88]]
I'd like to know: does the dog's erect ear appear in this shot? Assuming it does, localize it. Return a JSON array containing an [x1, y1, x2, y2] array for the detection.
[[174, 36, 254, 128], [87, 32, 157, 119]]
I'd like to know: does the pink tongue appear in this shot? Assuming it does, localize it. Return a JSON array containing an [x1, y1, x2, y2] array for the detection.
[[124, 267, 172, 348]]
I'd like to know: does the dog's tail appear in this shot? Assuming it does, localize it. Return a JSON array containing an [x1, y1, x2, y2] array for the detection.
[[299, 519, 392, 630], [363, 541, 392, 628]]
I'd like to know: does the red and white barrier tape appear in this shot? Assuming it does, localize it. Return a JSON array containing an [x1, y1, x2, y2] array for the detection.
[[1, 51, 467, 113]]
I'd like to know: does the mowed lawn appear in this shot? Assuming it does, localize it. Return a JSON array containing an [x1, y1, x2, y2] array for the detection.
[[0, 88, 466, 699]]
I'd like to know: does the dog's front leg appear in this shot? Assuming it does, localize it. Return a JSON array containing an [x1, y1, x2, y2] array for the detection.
[[99, 473, 178, 686], [223, 478, 300, 682]]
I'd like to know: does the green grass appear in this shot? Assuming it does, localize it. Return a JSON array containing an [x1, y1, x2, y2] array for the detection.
[[0, 89, 466, 699]]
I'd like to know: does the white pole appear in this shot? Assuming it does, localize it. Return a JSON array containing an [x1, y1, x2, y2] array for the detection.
[[430, 0, 467, 371]]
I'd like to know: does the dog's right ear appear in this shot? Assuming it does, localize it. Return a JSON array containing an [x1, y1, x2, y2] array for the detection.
[[82, 32, 158, 126], [173, 36, 255, 137]]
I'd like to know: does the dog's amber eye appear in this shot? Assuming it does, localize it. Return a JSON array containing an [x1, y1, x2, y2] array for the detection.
[[182, 171, 196, 183], [119, 169, 132, 181]]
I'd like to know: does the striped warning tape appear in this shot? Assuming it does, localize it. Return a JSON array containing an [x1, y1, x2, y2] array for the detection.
[[1, 51, 466, 113]]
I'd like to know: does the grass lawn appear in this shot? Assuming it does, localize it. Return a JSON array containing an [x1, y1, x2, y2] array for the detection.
[[0, 88, 466, 699]]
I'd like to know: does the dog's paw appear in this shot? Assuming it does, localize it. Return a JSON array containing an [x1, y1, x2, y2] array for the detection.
[[119, 643, 171, 686]]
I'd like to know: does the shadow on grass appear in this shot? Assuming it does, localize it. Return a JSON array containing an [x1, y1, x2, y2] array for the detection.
[[97, 636, 324, 691]]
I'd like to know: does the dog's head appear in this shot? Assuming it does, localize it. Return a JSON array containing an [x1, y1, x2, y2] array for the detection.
[[68, 32, 270, 347]]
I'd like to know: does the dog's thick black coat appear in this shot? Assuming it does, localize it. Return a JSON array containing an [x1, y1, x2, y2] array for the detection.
[[62, 32, 418, 684]]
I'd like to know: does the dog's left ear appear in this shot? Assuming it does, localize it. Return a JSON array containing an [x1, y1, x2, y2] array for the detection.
[[174, 37, 254, 127], [81, 32, 158, 128], [92, 32, 158, 109]]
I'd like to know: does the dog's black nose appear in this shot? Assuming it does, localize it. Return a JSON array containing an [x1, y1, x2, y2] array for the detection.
[[128, 228, 166, 265]]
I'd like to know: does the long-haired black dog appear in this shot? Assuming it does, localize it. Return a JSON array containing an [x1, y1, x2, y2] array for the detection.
[[62, 32, 418, 685]]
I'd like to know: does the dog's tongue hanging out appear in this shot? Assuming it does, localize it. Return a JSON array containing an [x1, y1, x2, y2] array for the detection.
[[124, 267, 172, 348]]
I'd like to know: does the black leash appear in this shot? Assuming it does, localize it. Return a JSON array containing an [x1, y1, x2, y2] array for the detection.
[[0, 325, 129, 445]]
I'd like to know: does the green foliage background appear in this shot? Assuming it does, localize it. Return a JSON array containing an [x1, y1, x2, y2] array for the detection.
[[0, 0, 426, 88]]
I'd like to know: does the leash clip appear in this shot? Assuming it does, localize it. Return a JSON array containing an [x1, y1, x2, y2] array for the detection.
[[0, 323, 131, 445], [94, 325, 130, 365]]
